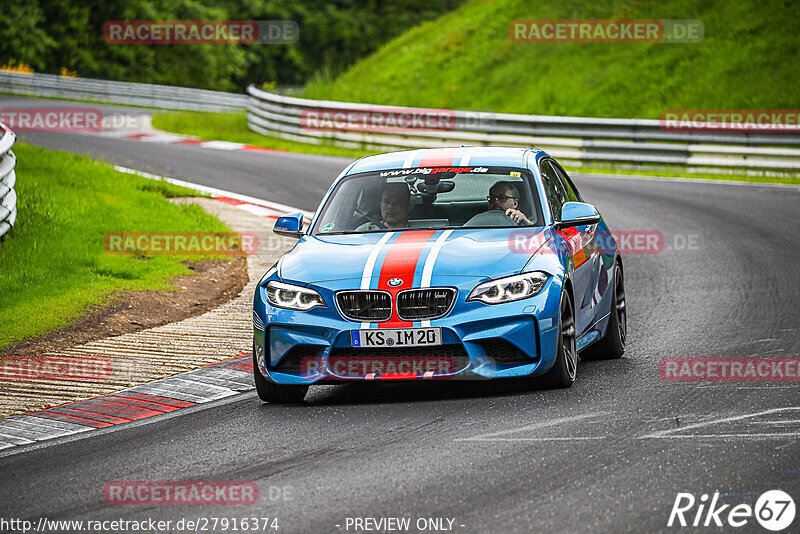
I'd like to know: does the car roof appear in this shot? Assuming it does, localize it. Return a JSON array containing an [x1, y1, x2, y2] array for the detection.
[[345, 146, 549, 176]]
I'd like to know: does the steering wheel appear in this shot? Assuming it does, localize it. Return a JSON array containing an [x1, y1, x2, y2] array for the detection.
[[354, 206, 383, 226], [463, 210, 517, 227]]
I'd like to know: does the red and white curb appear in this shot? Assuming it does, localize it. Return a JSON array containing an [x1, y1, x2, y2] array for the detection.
[[98, 113, 288, 155], [0, 354, 254, 452], [114, 165, 313, 223], [118, 132, 288, 154]]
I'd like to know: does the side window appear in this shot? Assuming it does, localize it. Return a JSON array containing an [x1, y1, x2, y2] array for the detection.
[[552, 162, 581, 202], [539, 160, 568, 221]]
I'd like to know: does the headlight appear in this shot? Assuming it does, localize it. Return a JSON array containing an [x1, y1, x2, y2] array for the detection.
[[467, 272, 548, 304], [266, 281, 326, 310]]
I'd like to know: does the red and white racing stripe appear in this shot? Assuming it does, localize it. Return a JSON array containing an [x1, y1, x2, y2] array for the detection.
[[419, 229, 455, 327], [376, 230, 437, 328], [358, 229, 454, 328], [417, 147, 463, 168]]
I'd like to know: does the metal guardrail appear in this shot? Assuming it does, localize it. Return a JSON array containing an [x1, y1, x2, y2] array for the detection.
[[0, 71, 247, 112], [0, 122, 17, 241], [247, 85, 800, 172]]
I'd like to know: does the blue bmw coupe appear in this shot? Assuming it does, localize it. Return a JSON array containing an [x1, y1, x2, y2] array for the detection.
[[253, 147, 626, 402]]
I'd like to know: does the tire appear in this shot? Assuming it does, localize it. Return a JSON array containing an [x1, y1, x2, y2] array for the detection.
[[581, 263, 626, 361], [253, 344, 308, 404], [539, 289, 578, 388]]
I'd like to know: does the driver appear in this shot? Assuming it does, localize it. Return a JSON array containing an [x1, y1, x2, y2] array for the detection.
[[487, 181, 532, 226], [355, 182, 413, 231]]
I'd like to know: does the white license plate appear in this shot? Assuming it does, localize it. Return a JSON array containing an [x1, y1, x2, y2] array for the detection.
[[351, 327, 442, 348]]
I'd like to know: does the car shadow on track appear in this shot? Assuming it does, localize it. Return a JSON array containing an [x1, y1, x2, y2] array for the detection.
[[255, 358, 636, 408], [300, 376, 566, 406]]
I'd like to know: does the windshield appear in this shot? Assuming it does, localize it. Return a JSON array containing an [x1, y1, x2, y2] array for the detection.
[[312, 166, 543, 235]]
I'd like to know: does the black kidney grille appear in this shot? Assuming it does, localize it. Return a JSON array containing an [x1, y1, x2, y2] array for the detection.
[[336, 291, 392, 321], [397, 288, 456, 320]]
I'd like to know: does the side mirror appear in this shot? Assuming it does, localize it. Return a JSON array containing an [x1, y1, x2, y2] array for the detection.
[[274, 212, 304, 238], [556, 202, 601, 229]]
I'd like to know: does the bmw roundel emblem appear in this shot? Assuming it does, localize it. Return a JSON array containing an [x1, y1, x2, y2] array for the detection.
[[388, 278, 403, 287]]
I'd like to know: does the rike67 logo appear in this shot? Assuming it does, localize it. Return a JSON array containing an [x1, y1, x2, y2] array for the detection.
[[668, 490, 796, 531]]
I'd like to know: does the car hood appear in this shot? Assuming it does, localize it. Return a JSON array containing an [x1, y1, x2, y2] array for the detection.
[[278, 228, 550, 286]]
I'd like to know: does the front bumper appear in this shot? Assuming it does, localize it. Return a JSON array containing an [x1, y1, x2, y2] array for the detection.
[[253, 277, 562, 385]]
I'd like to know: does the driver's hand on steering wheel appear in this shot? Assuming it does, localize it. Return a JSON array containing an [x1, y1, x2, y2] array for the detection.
[[505, 208, 531, 225]]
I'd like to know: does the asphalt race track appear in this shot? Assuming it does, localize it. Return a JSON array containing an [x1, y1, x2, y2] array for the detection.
[[2, 97, 799, 533]]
